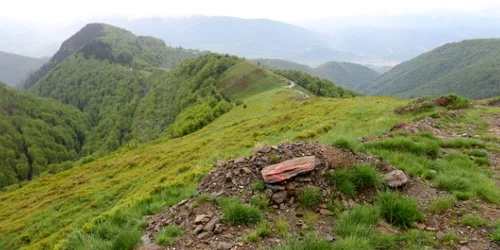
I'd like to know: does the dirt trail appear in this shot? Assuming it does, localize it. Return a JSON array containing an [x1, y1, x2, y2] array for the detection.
[[483, 113, 500, 138]]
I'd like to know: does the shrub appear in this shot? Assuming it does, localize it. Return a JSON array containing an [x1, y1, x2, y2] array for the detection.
[[270, 233, 335, 250], [350, 164, 382, 189], [461, 214, 488, 228], [437, 95, 469, 110], [492, 222, 500, 241], [336, 205, 380, 238], [219, 198, 261, 225], [331, 137, 355, 150], [332, 236, 371, 250], [299, 186, 321, 207], [155, 225, 183, 245], [428, 195, 456, 213], [377, 192, 423, 228], [251, 181, 266, 191], [250, 194, 269, 211], [111, 229, 142, 250], [328, 164, 382, 197]]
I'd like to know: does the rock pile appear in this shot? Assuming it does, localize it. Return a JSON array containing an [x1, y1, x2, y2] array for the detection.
[[142, 142, 408, 249], [488, 99, 500, 107]]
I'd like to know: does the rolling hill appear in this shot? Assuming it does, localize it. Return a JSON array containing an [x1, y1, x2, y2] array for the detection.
[[0, 51, 45, 86], [254, 59, 379, 91], [369, 39, 500, 99]]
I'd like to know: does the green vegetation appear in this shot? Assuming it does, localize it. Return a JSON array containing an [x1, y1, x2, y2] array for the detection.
[[376, 192, 424, 227], [218, 197, 262, 225], [254, 59, 379, 91], [273, 70, 360, 98], [492, 222, 500, 241], [270, 233, 335, 250], [428, 195, 456, 213], [250, 194, 270, 211], [155, 225, 183, 245], [0, 83, 407, 249], [328, 164, 382, 197], [298, 186, 321, 207], [370, 39, 500, 99], [461, 214, 488, 228], [0, 50, 45, 86], [0, 83, 89, 187]]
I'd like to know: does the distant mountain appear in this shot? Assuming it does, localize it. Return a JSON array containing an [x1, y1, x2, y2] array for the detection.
[[298, 13, 500, 63], [254, 59, 379, 91], [369, 39, 500, 99], [0, 51, 45, 86], [109, 16, 357, 64]]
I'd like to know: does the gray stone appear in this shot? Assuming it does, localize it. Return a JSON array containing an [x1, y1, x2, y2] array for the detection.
[[272, 191, 288, 204], [217, 241, 233, 250], [193, 225, 204, 235], [204, 217, 220, 232], [384, 170, 409, 187], [194, 214, 210, 224], [261, 156, 318, 183], [319, 209, 334, 216], [196, 231, 212, 239]]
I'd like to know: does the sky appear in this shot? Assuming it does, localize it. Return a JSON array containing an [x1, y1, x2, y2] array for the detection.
[[2, 0, 500, 23]]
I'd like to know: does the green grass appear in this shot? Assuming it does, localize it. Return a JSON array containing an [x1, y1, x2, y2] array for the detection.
[[155, 224, 183, 245], [299, 186, 321, 207], [251, 181, 266, 191], [328, 163, 382, 196], [428, 195, 456, 213], [218, 197, 261, 225], [0, 90, 408, 248], [250, 194, 270, 211], [270, 233, 335, 250], [276, 216, 290, 238], [336, 205, 380, 238], [461, 214, 488, 228], [377, 192, 424, 228], [492, 222, 500, 241]]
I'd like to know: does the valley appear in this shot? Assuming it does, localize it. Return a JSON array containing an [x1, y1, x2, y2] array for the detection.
[[0, 15, 499, 250]]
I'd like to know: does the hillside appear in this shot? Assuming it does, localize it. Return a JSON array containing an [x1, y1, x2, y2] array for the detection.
[[254, 59, 379, 91], [0, 51, 45, 86], [0, 82, 89, 187], [370, 39, 500, 99]]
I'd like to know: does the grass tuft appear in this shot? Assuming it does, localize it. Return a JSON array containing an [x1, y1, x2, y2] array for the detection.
[[377, 192, 423, 228], [155, 225, 183, 245], [428, 195, 456, 213], [299, 186, 321, 207], [328, 164, 382, 197], [218, 197, 261, 225], [250, 194, 270, 211], [461, 214, 488, 228], [270, 233, 335, 250]]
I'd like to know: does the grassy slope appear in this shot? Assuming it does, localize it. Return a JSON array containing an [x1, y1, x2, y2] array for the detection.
[[370, 39, 500, 99], [252, 59, 379, 92], [0, 50, 45, 86], [0, 86, 405, 249]]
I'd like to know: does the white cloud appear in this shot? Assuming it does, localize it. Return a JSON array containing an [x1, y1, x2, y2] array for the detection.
[[1, 0, 500, 23]]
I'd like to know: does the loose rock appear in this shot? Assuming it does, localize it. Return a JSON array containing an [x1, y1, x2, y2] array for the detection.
[[384, 170, 409, 187]]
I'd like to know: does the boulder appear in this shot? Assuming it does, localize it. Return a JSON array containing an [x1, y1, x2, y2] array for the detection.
[[272, 191, 288, 204], [384, 170, 408, 187], [261, 156, 318, 183]]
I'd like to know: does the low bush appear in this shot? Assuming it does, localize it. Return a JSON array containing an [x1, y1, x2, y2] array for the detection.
[[218, 197, 261, 225], [461, 214, 488, 228], [377, 192, 423, 228], [155, 225, 183, 245], [299, 186, 321, 207]]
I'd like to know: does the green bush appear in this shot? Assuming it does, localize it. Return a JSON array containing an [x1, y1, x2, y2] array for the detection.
[[299, 186, 321, 207], [270, 233, 335, 250], [428, 195, 456, 213], [461, 214, 488, 228], [155, 225, 183, 245], [219, 198, 261, 225], [250, 194, 269, 211], [328, 164, 382, 197], [377, 192, 423, 228], [437, 95, 470, 110]]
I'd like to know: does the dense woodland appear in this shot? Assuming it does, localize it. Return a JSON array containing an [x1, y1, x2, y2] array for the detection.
[[370, 39, 500, 99], [0, 83, 89, 187], [274, 70, 360, 98]]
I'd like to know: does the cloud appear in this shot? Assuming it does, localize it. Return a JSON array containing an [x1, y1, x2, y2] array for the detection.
[[1, 0, 500, 23]]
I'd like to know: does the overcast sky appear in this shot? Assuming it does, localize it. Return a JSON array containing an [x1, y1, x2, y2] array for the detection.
[[2, 0, 500, 23]]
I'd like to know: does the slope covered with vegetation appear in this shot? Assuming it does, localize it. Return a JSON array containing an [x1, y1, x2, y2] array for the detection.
[[0, 82, 89, 187], [370, 39, 500, 99], [254, 59, 379, 92], [0, 85, 403, 249], [0, 51, 45, 86], [273, 70, 360, 98]]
